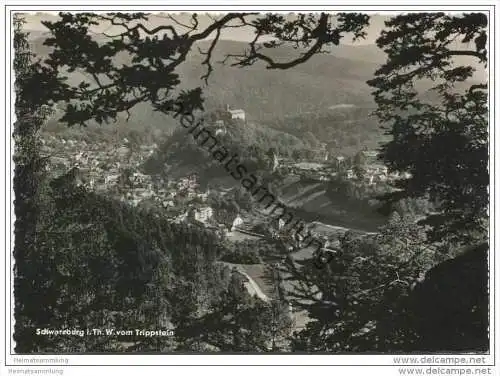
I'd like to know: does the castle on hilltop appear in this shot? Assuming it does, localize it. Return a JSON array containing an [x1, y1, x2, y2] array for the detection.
[[225, 104, 246, 122]]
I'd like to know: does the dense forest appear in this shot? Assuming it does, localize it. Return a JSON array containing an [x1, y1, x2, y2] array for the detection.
[[142, 115, 314, 178], [16, 167, 295, 352], [268, 107, 385, 156]]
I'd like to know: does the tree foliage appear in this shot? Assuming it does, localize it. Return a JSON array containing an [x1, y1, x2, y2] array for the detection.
[[17, 168, 234, 352], [368, 13, 488, 245], [14, 12, 490, 354], [13, 14, 56, 353], [175, 271, 293, 352], [409, 242, 488, 352], [289, 215, 435, 352]]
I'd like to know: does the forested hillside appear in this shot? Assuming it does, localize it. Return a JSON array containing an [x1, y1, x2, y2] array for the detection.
[[16, 171, 232, 352], [177, 40, 381, 122], [267, 107, 386, 156], [30, 33, 382, 139], [29, 29, 485, 154], [142, 116, 312, 179]]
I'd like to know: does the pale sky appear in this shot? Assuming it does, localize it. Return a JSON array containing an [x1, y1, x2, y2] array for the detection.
[[18, 12, 389, 45]]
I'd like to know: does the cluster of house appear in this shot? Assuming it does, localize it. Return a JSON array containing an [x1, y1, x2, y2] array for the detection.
[[159, 176, 212, 218], [285, 161, 335, 181], [344, 150, 412, 184], [41, 134, 249, 239], [276, 150, 411, 185], [107, 171, 219, 227], [41, 135, 158, 192]]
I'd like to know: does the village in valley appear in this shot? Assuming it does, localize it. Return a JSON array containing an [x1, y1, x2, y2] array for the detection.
[[41, 104, 407, 240], [38, 102, 413, 334], [14, 11, 489, 356]]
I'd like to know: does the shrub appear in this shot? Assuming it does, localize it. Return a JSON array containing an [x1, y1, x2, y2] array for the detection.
[[220, 241, 261, 264]]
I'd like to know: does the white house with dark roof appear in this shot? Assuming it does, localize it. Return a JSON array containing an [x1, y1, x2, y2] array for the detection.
[[226, 105, 246, 122]]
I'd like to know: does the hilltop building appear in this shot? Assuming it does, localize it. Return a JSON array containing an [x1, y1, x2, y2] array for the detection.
[[226, 105, 246, 122]]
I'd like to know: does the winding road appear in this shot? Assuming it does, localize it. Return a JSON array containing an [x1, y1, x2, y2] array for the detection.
[[234, 266, 270, 302]]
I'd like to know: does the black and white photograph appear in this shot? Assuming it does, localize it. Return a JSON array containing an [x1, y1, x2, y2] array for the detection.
[[1, 2, 498, 374]]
